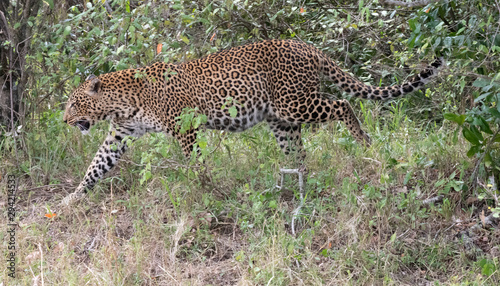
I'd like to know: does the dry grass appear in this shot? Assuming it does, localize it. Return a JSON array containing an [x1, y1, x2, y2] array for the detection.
[[1, 105, 499, 285]]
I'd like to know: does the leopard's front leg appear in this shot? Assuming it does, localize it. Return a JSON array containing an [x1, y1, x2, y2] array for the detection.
[[61, 126, 132, 205], [173, 128, 198, 159]]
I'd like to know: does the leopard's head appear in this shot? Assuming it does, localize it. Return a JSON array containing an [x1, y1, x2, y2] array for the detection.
[[63, 75, 104, 135]]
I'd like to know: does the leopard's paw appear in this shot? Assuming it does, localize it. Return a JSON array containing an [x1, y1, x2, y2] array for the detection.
[[360, 131, 371, 146], [60, 189, 85, 206]]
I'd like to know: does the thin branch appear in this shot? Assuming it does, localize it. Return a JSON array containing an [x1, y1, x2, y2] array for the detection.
[[477, 176, 499, 206], [22, 184, 68, 192], [320, 5, 413, 13], [362, 157, 382, 165], [0, 9, 19, 164], [422, 195, 444, 205], [35, 77, 70, 106], [0, 10, 14, 132], [38, 243, 44, 286], [283, 22, 303, 42], [276, 167, 307, 236], [380, 0, 441, 8]]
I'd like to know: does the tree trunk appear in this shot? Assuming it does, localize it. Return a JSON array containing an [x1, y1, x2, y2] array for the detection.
[[0, 0, 40, 131]]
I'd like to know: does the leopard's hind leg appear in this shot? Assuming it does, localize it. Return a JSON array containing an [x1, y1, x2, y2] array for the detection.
[[273, 92, 371, 145], [266, 116, 306, 163]]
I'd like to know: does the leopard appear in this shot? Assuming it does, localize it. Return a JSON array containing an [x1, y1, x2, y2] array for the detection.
[[62, 39, 443, 205]]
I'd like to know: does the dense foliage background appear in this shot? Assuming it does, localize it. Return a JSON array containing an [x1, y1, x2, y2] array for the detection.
[[1, 0, 499, 284]]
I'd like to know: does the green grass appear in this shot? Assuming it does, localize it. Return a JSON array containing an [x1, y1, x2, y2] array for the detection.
[[1, 100, 499, 285]]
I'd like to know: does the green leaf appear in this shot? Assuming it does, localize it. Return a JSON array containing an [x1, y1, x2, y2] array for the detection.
[[484, 151, 492, 168], [198, 140, 207, 150], [160, 145, 168, 158], [390, 232, 397, 243], [404, 170, 412, 185], [193, 116, 202, 129], [472, 78, 491, 88], [444, 113, 466, 125], [117, 45, 125, 55], [387, 158, 398, 168], [235, 251, 245, 261], [228, 106, 237, 118], [462, 127, 481, 145], [126, 0, 131, 13], [63, 26, 71, 36], [435, 179, 446, 188], [433, 37, 441, 48], [479, 259, 496, 276], [474, 92, 491, 103], [358, 0, 364, 11], [494, 133, 500, 143], [444, 37, 452, 47], [448, 171, 457, 180], [408, 34, 417, 49], [73, 75, 81, 86], [180, 35, 190, 44], [470, 125, 484, 142], [473, 116, 493, 134], [45, 0, 54, 9], [116, 62, 128, 70], [466, 145, 481, 157], [268, 200, 277, 209], [489, 107, 500, 119], [321, 249, 328, 257], [408, 19, 416, 30]]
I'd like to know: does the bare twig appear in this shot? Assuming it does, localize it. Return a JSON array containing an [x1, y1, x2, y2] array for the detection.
[[35, 76, 72, 106], [22, 184, 67, 192], [0, 11, 14, 132], [276, 168, 306, 236], [320, 5, 413, 13], [477, 176, 499, 206], [283, 22, 303, 42], [0, 10, 19, 164], [422, 195, 444, 205], [85, 236, 97, 252], [434, 222, 456, 240], [38, 243, 44, 286], [208, 131, 225, 156], [158, 264, 179, 283], [362, 157, 382, 165]]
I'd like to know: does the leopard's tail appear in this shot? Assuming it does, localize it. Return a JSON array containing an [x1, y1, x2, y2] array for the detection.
[[319, 54, 444, 100]]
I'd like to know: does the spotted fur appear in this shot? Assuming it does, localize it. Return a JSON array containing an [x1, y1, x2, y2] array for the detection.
[[62, 39, 443, 203]]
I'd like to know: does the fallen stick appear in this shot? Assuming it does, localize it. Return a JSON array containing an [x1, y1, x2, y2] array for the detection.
[[422, 195, 444, 205], [276, 168, 306, 236]]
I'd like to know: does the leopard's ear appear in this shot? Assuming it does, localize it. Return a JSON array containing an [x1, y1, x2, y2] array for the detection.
[[84, 77, 101, 97]]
